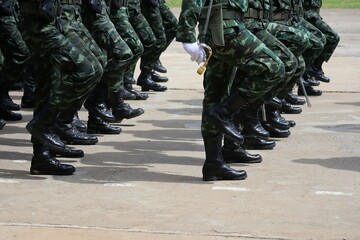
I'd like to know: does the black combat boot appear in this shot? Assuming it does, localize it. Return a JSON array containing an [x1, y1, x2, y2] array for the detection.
[[261, 122, 291, 138], [280, 99, 302, 114], [108, 90, 144, 123], [306, 58, 330, 83], [0, 105, 22, 121], [31, 136, 84, 158], [202, 135, 247, 181], [264, 103, 290, 130], [87, 113, 122, 134], [123, 88, 137, 100], [21, 69, 36, 108], [26, 104, 67, 152], [137, 71, 167, 92], [72, 111, 87, 133], [205, 91, 247, 143], [153, 58, 167, 73], [0, 86, 20, 111], [125, 83, 149, 100], [56, 108, 98, 145], [151, 70, 168, 83], [0, 118, 6, 130], [304, 75, 320, 86], [30, 142, 76, 175], [124, 75, 148, 100], [298, 84, 322, 96], [84, 83, 115, 122], [234, 105, 270, 139], [242, 134, 276, 150], [285, 91, 306, 105], [222, 136, 262, 164]]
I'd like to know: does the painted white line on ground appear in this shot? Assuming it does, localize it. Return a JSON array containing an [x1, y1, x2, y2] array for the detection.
[[315, 191, 353, 196], [13, 160, 27, 163], [212, 186, 250, 192], [0, 178, 18, 183], [104, 183, 136, 187]]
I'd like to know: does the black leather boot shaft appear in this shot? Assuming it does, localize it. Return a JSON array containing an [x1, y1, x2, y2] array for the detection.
[[202, 135, 247, 181], [235, 106, 270, 139], [109, 90, 145, 123], [84, 83, 115, 122], [153, 59, 167, 73], [206, 92, 247, 143], [26, 104, 66, 152]]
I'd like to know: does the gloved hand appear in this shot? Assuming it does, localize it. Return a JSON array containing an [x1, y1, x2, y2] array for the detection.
[[182, 42, 206, 64]]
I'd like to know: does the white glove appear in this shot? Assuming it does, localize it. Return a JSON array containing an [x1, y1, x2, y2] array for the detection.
[[182, 42, 206, 64]]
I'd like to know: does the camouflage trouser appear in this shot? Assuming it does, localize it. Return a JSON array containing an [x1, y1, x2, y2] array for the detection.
[[0, 15, 30, 87], [266, 21, 311, 98], [201, 22, 285, 138], [304, 9, 340, 62], [139, 0, 167, 73], [21, 3, 103, 114], [290, 17, 326, 66], [158, 0, 178, 59], [82, 1, 133, 93], [128, 0, 156, 48], [244, 20, 297, 102], [110, 6, 144, 79]]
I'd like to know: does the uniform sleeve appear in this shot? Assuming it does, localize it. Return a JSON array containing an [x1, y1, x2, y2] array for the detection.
[[176, 0, 204, 43]]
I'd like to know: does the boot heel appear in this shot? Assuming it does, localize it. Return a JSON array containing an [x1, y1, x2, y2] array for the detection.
[[202, 175, 218, 181], [141, 87, 150, 91]]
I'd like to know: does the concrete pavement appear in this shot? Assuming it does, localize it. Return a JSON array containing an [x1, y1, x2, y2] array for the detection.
[[1, 9, 360, 240]]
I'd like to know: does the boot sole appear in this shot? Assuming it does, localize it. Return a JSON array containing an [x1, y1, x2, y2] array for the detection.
[[203, 174, 247, 181], [30, 168, 75, 175]]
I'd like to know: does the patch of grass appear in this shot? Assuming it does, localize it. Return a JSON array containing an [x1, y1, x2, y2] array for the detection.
[[165, 0, 360, 8], [323, 0, 360, 8]]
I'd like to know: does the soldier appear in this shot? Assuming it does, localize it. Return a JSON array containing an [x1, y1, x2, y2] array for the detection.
[[20, 0, 104, 175], [0, 0, 30, 122], [177, 0, 287, 181], [81, 0, 145, 133], [129, 0, 167, 91], [271, 0, 325, 96], [109, 0, 149, 101], [303, 0, 340, 83]]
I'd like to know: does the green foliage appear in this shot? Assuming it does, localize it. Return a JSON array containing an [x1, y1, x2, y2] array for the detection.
[[323, 0, 360, 8]]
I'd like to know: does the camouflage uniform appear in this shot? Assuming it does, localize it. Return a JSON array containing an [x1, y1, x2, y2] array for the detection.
[[158, 0, 178, 62], [82, 0, 133, 93], [177, 0, 285, 138], [139, 0, 166, 73], [20, 0, 104, 174], [21, 2, 103, 113], [265, 0, 312, 98], [303, 0, 339, 63], [0, 0, 30, 118], [110, 2, 143, 81], [242, 0, 298, 102]]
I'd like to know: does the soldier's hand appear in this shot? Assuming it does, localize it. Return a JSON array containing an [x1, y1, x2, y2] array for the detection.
[[182, 42, 206, 65]]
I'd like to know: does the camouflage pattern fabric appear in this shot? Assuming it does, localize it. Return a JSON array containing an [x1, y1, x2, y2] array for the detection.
[[177, 0, 285, 137], [82, 0, 133, 93], [21, 3, 103, 113], [304, 6, 340, 62], [0, 14, 30, 87], [110, 6, 144, 80], [139, 0, 167, 73]]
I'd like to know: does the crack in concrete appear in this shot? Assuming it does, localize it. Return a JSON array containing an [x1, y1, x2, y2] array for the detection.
[[0, 222, 313, 240]]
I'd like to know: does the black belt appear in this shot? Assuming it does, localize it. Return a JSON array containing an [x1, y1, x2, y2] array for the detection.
[[272, 11, 291, 21]]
